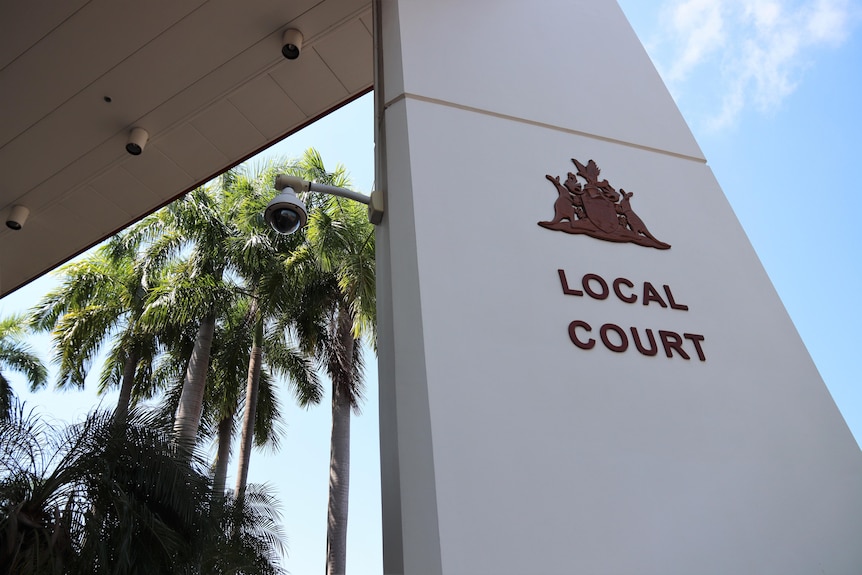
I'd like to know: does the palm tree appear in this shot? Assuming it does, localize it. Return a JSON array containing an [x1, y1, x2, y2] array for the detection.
[[0, 314, 47, 420], [227, 160, 322, 497], [29, 237, 159, 423], [205, 300, 252, 499], [0, 404, 287, 575], [141, 312, 243, 497], [0, 405, 205, 574], [206, 297, 304, 501], [132, 187, 238, 448], [230, 303, 321, 498], [203, 484, 287, 575], [133, 168, 318, 496], [284, 149, 376, 575], [149, 289, 311, 502]]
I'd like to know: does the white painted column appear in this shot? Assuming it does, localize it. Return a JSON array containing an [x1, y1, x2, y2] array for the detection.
[[374, 1, 862, 573]]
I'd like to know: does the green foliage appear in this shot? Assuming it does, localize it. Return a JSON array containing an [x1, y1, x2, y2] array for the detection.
[[28, 241, 160, 415], [281, 149, 377, 408], [0, 405, 286, 575], [203, 485, 287, 575], [0, 406, 195, 574], [0, 314, 47, 420], [2, 148, 376, 573]]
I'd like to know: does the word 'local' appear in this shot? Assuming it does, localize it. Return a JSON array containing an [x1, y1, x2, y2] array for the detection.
[[559, 270, 706, 361]]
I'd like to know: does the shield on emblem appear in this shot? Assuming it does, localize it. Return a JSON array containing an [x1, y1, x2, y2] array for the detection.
[[581, 193, 619, 233]]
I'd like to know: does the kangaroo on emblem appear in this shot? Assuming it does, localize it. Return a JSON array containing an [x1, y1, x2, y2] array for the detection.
[[539, 158, 670, 250]]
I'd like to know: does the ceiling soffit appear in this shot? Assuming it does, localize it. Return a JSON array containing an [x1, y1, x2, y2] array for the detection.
[[0, 0, 373, 297]]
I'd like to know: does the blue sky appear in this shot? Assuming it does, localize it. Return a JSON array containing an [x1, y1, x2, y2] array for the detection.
[[620, 0, 862, 450], [2, 1, 860, 574]]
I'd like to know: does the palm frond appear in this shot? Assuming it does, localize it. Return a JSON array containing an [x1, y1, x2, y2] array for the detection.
[[0, 315, 47, 393]]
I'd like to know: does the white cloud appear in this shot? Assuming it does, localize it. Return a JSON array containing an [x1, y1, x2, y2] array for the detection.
[[665, 0, 727, 82], [651, 0, 855, 130], [805, 0, 852, 43]]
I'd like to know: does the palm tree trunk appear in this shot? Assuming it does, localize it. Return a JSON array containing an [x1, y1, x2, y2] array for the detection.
[[113, 348, 139, 423], [326, 311, 354, 575], [235, 301, 263, 497], [213, 411, 234, 499], [174, 312, 216, 449]]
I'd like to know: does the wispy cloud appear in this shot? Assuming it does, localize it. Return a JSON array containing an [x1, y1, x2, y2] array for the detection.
[[665, 0, 727, 83], [649, 0, 855, 130]]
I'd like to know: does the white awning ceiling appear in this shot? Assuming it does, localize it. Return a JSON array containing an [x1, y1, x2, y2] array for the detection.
[[0, 0, 373, 297]]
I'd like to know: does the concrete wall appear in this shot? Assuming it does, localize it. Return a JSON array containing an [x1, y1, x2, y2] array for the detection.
[[376, 1, 862, 573]]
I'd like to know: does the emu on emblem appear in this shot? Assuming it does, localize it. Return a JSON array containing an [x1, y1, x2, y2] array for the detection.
[[538, 158, 670, 250]]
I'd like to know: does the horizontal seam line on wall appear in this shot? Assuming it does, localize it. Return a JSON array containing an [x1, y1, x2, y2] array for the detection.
[[383, 92, 707, 164]]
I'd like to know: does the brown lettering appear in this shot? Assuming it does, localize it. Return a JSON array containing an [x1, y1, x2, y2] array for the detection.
[[600, 323, 628, 352], [612, 277, 637, 303], [582, 273, 609, 300], [630, 327, 658, 356], [558, 269, 583, 296], [568, 320, 595, 349], [659, 330, 689, 359], [684, 333, 706, 361], [664, 285, 689, 311], [642, 282, 668, 308]]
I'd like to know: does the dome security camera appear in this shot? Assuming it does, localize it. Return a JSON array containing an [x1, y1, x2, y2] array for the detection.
[[264, 187, 307, 235], [126, 127, 149, 155], [264, 173, 383, 233], [281, 29, 303, 59], [5, 205, 30, 230]]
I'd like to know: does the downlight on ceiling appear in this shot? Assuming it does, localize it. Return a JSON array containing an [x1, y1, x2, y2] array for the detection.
[[126, 127, 149, 155], [6, 205, 30, 230], [282, 29, 303, 59]]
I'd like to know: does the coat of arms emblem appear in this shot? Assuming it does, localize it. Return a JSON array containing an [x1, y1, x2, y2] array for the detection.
[[538, 158, 670, 250]]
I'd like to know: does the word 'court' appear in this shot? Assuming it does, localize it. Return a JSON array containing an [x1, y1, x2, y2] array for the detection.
[[558, 270, 706, 361]]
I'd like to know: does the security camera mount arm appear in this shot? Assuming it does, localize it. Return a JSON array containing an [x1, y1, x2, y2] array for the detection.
[[274, 174, 385, 225]]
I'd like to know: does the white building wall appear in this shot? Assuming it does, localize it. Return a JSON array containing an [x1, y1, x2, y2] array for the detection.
[[376, 1, 862, 573]]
